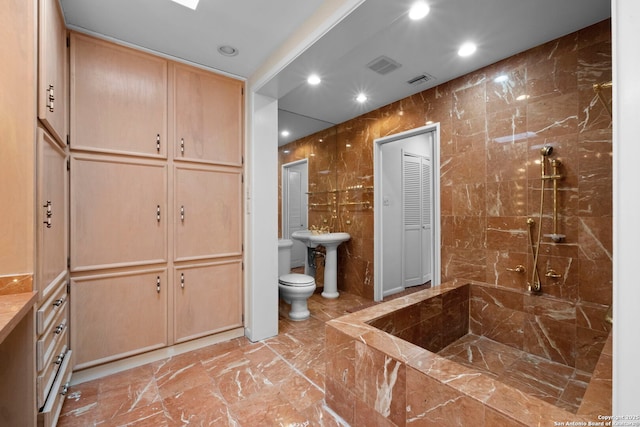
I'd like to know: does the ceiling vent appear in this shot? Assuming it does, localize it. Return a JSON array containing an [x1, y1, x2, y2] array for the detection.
[[366, 55, 402, 75], [407, 73, 435, 86]]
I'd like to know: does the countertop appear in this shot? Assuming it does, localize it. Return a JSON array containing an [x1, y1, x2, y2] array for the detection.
[[0, 291, 38, 344]]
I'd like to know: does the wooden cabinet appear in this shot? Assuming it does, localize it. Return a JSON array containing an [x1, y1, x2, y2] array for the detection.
[[70, 33, 167, 158], [36, 126, 70, 426], [174, 165, 243, 261], [36, 128, 68, 302], [37, 0, 67, 146], [69, 33, 244, 370], [173, 63, 243, 166], [70, 155, 168, 272], [70, 269, 168, 369], [35, 1, 70, 424], [174, 261, 243, 343]]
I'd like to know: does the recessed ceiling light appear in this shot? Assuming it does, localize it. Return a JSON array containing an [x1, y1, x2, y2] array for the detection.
[[356, 93, 368, 103], [307, 74, 321, 85], [281, 130, 290, 137], [409, 1, 430, 20], [458, 42, 477, 57], [218, 45, 238, 57], [171, 0, 199, 10]]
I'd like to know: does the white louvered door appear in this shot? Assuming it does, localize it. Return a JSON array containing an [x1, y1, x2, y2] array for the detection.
[[402, 152, 432, 287]]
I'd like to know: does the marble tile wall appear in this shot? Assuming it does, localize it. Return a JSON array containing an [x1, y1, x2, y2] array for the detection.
[[279, 19, 612, 311], [368, 284, 469, 353], [0, 274, 33, 296]]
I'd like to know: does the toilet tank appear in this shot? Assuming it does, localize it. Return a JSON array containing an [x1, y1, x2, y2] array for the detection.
[[278, 239, 294, 276]]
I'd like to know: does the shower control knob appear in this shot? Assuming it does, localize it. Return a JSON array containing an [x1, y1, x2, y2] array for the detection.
[[507, 265, 525, 273]]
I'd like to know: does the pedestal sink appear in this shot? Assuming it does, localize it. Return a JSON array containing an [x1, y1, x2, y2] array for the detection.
[[291, 230, 351, 299]]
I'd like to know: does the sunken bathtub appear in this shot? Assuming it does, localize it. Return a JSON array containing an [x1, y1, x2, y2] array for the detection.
[[325, 280, 612, 426]]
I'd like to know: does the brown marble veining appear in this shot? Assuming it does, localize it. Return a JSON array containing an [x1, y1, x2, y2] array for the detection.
[[326, 280, 612, 426], [278, 20, 612, 314], [0, 273, 33, 296]]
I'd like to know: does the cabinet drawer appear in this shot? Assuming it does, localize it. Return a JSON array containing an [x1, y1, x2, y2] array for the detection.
[[36, 303, 68, 372], [38, 350, 72, 427], [36, 280, 67, 336], [37, 343, 67, 409]]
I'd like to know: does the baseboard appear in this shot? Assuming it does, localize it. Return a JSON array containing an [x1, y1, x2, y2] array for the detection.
[[69, 327, 245, 385]]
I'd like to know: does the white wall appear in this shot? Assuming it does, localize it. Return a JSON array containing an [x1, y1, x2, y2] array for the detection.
[[244, 92, 279, 341], [613, 0, 640, 413], [245, 0, 365, 341]]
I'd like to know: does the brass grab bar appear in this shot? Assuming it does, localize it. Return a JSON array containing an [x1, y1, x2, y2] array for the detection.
[[338, 201, 371, 206]]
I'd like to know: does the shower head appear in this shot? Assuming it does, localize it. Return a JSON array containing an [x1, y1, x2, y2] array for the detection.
[[540, 146, 553, 156]]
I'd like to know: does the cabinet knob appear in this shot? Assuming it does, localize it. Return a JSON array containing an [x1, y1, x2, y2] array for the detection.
[[180, 272, 185, 289], [180, 205, 185, 222], [180, 138, 185, 155], [156, 276, 161, 293], [156, 205, 161, 222], [156, 134, 161, 152]]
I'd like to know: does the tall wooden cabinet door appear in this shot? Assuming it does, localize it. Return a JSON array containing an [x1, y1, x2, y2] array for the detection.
[[70, 155, 167, 271], [174, 165, 242, 261], [173, 64, 243, 166], [37, 0, 67, 146], [174, 261, 242, 343], [70, 33, 167, 157], [71, 269, 168, 369], [36, 128, 68, 303]]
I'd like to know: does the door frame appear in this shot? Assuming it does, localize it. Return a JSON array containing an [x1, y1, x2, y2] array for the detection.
[[374, 123, 441, 301]]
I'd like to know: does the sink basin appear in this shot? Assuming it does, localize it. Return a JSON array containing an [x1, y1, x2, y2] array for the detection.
[[290, 230, 351, 299], [291, 230, 318, 248], [308, 232, 350, 247], [291, 230, 351, 248]]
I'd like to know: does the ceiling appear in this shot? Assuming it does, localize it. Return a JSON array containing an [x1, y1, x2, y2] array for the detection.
[[59, 0, 611, 146]]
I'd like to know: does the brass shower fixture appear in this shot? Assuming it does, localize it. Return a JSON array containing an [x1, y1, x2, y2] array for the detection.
[[526, 146, 565, 294], [540, 146, 565, 243]]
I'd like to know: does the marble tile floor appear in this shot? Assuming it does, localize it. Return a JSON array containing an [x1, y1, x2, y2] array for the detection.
[[57, 291, 371, 427], [437, 334, 592, 414]]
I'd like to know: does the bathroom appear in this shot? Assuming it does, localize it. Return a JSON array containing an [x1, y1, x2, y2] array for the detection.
[[2, 0, 638, 425], [274, 17, 614, 423]]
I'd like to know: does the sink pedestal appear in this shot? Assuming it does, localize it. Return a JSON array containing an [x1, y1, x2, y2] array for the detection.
[[321, 244, 340, 299]]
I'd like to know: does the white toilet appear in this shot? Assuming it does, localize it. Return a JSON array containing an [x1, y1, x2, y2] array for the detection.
[[278, 239, 316, 321]]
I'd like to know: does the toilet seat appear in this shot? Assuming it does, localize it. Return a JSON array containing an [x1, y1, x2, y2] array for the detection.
[[279, 273, 315, 287]]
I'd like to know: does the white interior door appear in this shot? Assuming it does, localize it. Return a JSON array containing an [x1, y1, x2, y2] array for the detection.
[[402, 152, 432, 287], [283, 160, 308, 268]]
